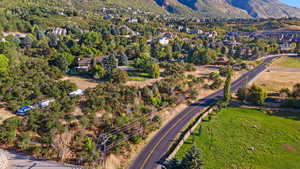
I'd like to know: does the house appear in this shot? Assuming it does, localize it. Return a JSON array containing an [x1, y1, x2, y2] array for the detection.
[[69, 89, 84, 97], [215, 56, 230, 65], [16, 106, 34, 116], [190, 29, 203, 35], [76, 58, 93, 72], [75, 56, 105, 72], [127, 18, 138, 23], [47, 27, 67, 36], [280, 43, 294, 51]]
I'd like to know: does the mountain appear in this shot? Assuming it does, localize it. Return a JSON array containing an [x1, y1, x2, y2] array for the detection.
[[152, 0, 300, 18], [227, 0, 300, 18], [1, 0, 300, 18]]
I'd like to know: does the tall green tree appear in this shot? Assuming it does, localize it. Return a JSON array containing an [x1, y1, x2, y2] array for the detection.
[[0, 54, 9, 76], [181, 145, 204, 169], [223, 66, 233, 104]]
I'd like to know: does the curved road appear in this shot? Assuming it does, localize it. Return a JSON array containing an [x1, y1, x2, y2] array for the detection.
[[129, 54, 297, 169]]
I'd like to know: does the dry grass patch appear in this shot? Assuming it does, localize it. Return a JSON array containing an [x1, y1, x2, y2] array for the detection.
[[272, 56, 300, 69], [255, 72, 300, 92], [0, 108, 14, 124], [62, 75, 99, 90]]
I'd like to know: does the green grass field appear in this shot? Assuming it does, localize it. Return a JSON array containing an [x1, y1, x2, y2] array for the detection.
[[127, 70, 151, 81], [175, 107, 300, 169], [276, 56, 300, 69]]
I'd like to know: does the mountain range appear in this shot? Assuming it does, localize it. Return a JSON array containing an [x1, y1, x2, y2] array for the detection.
[[1, 0, 300, 18], [152, 0, 300, 18]]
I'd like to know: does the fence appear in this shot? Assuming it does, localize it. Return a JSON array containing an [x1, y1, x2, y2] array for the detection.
[[166, 105, 216, 160]]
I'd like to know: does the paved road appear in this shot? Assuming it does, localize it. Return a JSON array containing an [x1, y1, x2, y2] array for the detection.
[[129, 54, 297, 169]]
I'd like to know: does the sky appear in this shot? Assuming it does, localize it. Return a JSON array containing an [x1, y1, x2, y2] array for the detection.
[[281, 0, 300, 8]]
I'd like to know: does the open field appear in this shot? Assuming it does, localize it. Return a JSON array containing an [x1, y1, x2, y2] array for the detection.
[[255, 71, 300, 91], [62, 75, 99, 90], [175, 107, 300, 169], [254, 56, 300, 91], [273, 56, 300, 69]]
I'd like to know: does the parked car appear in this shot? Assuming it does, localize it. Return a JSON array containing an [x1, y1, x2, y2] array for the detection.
[[68, 89, 84, 97], [16, 106, 34, 116], [37, 99, 55, 108]]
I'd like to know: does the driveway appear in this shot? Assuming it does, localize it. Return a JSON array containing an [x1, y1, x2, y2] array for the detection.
[[4, 150, 82, 169]]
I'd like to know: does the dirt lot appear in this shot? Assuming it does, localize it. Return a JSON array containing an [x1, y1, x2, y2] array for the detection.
[[62, 75, 99, 90]]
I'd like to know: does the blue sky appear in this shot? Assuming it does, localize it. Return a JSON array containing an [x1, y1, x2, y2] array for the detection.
[[281, 0, 300, 8]]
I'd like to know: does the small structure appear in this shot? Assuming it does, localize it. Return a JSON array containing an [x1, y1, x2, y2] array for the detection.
[[69, 89, 84, 97], [215, 56, 230, 65], [16, 106, 34, 116]]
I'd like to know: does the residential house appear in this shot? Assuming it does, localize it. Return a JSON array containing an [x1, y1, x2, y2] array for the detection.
[[215, 56, 230, 65], [75, 56, 105, 72], [127, 18, 138, 23], [190, 29, 203, 35]]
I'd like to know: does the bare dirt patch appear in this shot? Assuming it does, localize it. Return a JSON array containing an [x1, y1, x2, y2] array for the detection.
[[283, 144, 298, 153], [0, 108, 14, 124], [62, 76, 99, 90]]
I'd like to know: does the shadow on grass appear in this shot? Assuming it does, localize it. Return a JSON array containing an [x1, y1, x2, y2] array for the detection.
[[127, 69, 151, 78], [268, 111, 300, 121]]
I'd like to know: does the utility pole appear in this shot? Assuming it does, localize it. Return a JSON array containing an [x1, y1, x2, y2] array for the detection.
[[98, 135, 110, 168]]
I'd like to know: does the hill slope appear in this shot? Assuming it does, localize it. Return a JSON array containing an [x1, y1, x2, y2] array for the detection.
[[1, 0, 300, 18]]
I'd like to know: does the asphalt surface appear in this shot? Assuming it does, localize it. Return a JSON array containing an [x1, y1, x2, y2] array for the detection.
[[129, 54, 297, 169], [4, 150, 82, 169]]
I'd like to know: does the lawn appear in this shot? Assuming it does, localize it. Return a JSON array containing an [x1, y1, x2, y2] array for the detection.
[[175, 107, 300, 169], [274, 56, 300, 69], [127, 70, 152, 81]]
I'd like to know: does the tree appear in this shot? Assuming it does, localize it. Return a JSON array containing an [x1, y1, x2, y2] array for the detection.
[[223, 66, 233, 104], [237, 86, 248, 102], [119, 53, 129, 66], [163, 158, 182, 169], [292, 83, 300, 98], [103, 55, 118, 73], [190, 48, 217, 65], [248, 85, 267, 105], [181, 145, 204, 169], [110, 68, 128, 84], [150, 63, 160, 78], [93, 65, 105, 79], [0, 54, 9, 75], [49, 54, 69, 72]]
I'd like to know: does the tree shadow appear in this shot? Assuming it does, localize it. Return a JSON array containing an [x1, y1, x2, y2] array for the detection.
[[268, 111, 300, 121]]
